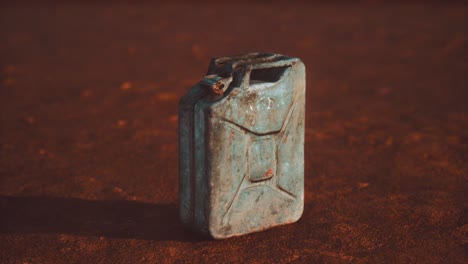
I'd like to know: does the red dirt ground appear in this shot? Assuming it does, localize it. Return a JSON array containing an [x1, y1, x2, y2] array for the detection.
[[1, 3, 467, 263]]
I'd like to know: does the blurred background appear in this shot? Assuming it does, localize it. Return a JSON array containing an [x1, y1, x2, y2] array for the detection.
[[1, 1, 467, 263]]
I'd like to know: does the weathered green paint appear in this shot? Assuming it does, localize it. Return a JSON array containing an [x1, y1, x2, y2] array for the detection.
[[179, 53, 305, 239]]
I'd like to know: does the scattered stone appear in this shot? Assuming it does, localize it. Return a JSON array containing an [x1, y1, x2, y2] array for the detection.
[[120, 82, 132, 91], [117, 120, 127, 127], [81, 89, 92, 97], [155, 92, 177, 101], [26, 116, 36, 124], [168, 115, 178, 123], [358, 182, 370, 188], [113, 186, 123, 193], [3, 77, 15, 86]]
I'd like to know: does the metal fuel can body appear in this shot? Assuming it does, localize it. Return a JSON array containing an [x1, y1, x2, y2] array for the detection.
[[179, 53, 305, 239]]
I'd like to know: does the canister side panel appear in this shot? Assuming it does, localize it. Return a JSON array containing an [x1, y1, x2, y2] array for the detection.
[[178, 85, 207, 228], [206, 61, 306, 238]]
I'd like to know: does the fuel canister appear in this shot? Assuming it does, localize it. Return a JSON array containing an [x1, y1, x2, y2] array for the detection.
[[179, 53, 305, 239]]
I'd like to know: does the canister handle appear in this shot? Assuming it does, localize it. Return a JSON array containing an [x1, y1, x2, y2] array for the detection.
[[241, 63, 292, 88]]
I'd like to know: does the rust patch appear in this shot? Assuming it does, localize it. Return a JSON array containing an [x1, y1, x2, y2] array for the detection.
[[245, 92, 258, 102], [263, 169, 274, 178], [211, 82, 225, 95]]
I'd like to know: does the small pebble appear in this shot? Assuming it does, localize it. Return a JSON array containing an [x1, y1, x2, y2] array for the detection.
[[113, 186, 123, 193], [191, 44, 206, 61], [4, 65, 17, 74], [81, 89, 92, 97], [117, 120, 127, 127], [120, 82, 132, 91], [155, 92, 177, 101], [3, 77, 15, 86], [26, 116, 36, 124], [168, 115, 178, 123], [358, 182, 370, 188]]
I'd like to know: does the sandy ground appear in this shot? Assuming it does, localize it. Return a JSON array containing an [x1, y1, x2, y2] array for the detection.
[[1, 3, 467, 263]]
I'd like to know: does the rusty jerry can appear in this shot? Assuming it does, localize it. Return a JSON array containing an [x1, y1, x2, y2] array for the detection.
[[179, 53, 305, 239]]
